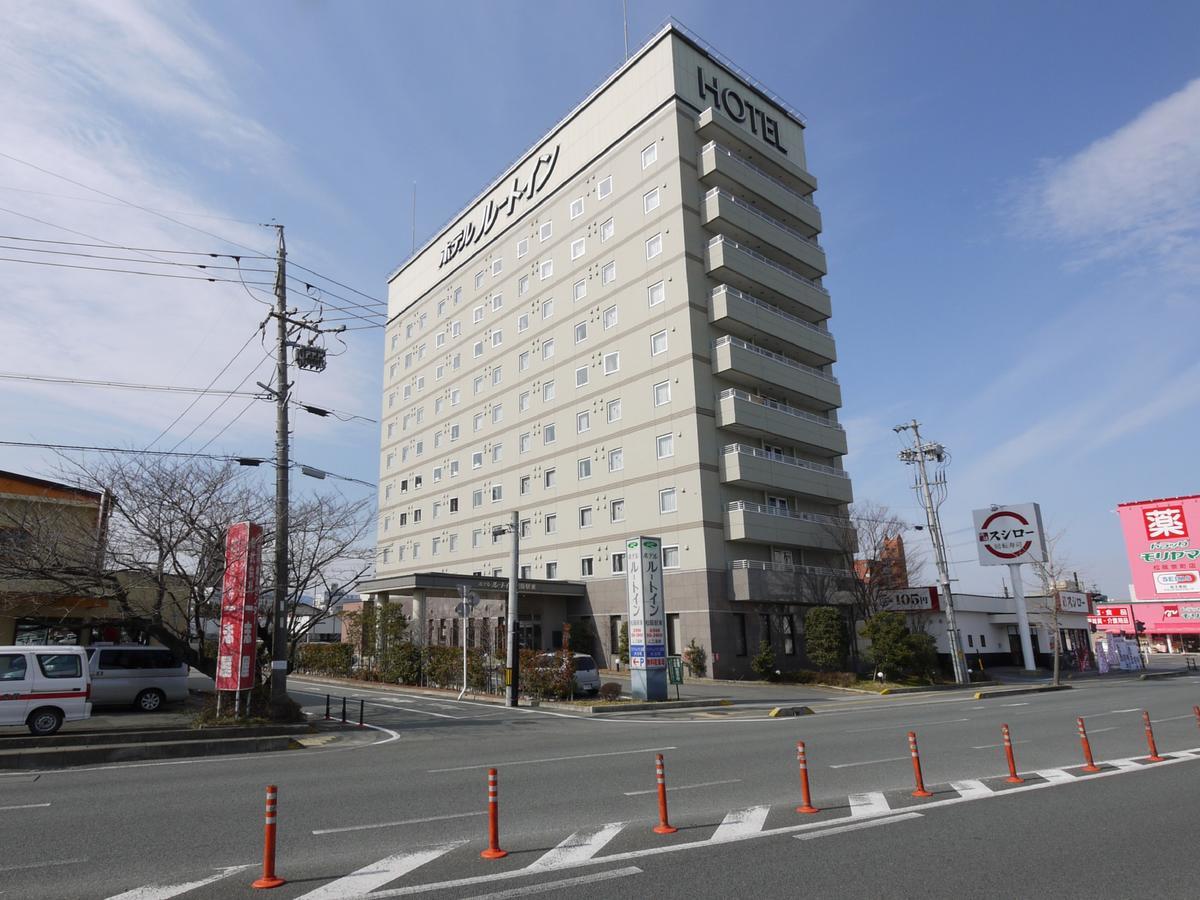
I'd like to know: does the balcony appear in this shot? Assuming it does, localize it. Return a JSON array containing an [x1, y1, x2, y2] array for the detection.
[[699, 141, 822, 235], [694, 106, 818, 195], [721, 444, 853, 504], [701, 188, 827, 278], [729, 559, 853, 604], [705, 236, 831, 320], [717, 389, 848, 456], [711, 336, 841, 410], [709, 285, 835, 366], [725, 501, 850, 551]]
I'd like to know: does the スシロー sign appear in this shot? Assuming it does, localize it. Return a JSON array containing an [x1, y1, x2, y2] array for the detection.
[[626, 536, 668, 670], [1118, 495, 1200, 600], [879, 586, 939, 612], [972, 503, 1047, 566], [1056, 591, 1091, 614], [216, 522, 263, 693]]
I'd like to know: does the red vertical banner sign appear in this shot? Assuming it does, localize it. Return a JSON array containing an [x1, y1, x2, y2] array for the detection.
[[216, 522, 264, 693]]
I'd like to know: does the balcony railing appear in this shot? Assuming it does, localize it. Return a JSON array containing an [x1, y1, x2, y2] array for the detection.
[[718, 388, 843, 430], [707, 235, 829, 295], [703, 187, 821, 249], [723, 443, 850, 479], [730, 559, 852, 579], [727, 500, 850, 528], [712, 335, 838, 384], [711, 285, 830, 336], [701, 141, 819, 209]]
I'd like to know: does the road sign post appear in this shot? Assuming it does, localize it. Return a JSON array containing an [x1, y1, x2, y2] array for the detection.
[[973, 503, 1047, 672], [667, 655, 683, 700]]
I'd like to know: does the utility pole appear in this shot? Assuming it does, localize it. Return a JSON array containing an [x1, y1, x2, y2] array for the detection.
[[493, 511, 520, 706], [895, 420, 969, 685], [270, 224, 290, 710]]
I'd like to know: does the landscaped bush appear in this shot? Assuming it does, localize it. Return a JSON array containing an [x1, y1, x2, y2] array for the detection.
[[598, 682, 622, 701], [380, 642, 422, 685], [750, 640, 778, 681], [775, 669, 857, 688], [804, 606, 848, 672], [519, 648, 576, 699], [295, 642, 353, 677], [862, 611, 942, 683], [682, 638, 708, 677]]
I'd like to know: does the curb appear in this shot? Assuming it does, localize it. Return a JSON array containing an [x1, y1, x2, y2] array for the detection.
[[0, 733, 305, 771], [543, 698, 734, 715], [768, 706, 814, 717], [973, 685, 1072, 699], [878, 681, 998, 696], [1139, 670, 1193, 681], [0, 723, 310, 751]]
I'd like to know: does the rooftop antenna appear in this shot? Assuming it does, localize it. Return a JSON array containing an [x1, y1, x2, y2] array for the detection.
[[411, 181, 417, 255], [622, 0, 630, 59]]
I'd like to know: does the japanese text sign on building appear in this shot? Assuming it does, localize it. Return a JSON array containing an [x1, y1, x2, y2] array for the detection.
[[1118, 495, 1200, 600], [626, 536, 668, 670], [972, 503, 1047, 566], [216, 522, 263, 693], [1056, 591, 1091, 614], [879, 586, 939, 612]]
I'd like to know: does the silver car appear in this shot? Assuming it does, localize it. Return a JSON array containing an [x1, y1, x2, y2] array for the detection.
[[85, 645, 189, 711]]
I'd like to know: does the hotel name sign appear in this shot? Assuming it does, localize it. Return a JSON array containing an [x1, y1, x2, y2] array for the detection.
[[696, 67, 788, 155]]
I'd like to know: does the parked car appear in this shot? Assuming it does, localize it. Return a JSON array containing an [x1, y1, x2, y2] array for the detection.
[[534, 652, 601, 696], [84, 645, 189, 711], [0, 645, 92, 735]]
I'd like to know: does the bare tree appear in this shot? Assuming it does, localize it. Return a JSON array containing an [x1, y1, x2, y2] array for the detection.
[[1028, 530, 1074, 687], [822, 500, 927, 624]]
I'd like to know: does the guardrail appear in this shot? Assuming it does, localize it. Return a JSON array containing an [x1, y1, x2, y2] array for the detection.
[[711, 285, 831, 336], [703, 187, 821, 248], [701, 141, 819, 208], [722, 442, 850, 478], [717, 388, 842, 430], [707, 235, 829, 295], [712, 335, 838, 384]]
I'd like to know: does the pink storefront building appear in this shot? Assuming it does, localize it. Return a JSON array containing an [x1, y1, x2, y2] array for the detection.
[[1091, 601, 1200, 654]]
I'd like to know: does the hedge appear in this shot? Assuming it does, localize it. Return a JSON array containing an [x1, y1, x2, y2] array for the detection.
[[295, 642, 353, 677]]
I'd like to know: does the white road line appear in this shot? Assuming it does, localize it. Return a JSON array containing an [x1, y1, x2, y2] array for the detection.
[[0, 803, 50, 811], [1151, 714, 1196, 723], [623, 778, 741, 796], [1034, 768, 1075, 783], [314, 811, 484, 835], [1088, 726, 1117, 734], [795, 812, 922, 840], [1109, 708, 1140, 714], [971, 740, 1030, 750], [528, 822, 625, 869], [460, 866, 642, 900], [949, 779, 993, 800], [104, 865, 251, 900], [0, 858, 86, 873], [711, 806, 770, 842], [294, 843, 465, 900], [848, 792, 891, 816], [830, 755, 909, 769], [845, 717, 969, 734], [1000, 702, 1030, 707], [430, 746, 677, 773]]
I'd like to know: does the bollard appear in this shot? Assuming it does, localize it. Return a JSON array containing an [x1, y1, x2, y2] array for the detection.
[[795, 741, 819, 814], [1001, 724, 1024, 784], [1077, 716, 1102, 772], [251, 785, 286, 889], [1193, 705, 1200, 731], [341, 696, 347, 724], [324, 694, 330, 720], [907, 731, 932, 798], [1142, 711, 1166, 762], [359, 698, 365, 729], [480, 769, 507, 859], [652, 753, 678, 834]]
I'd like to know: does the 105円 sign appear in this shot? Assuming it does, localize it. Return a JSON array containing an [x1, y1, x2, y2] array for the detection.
[[972, 503, 1047, 566]]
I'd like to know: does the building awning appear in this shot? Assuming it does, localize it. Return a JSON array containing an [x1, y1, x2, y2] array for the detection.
[[355, 571, 586, 600], [986, 613, 1090, 627]]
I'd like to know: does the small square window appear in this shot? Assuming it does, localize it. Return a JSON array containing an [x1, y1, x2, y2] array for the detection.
[[491, 404, 503, 423], [656, 433, 674, 459], [519, 432, 532, 453], [646, 233, 663, 259], [546, 561, 559, 578], [651, 329, 668, 355], [570, 238, 585, 260], [544, 467, 557, 488], [603, 305, 618, 329], [542, 338, 555, 360], [518, 274, 530, 296], [575, 365, 589, 388], [539, 259, 554, 280], [648, 281, 665, 307], [519, 475, 531, 495], [653, 380, 671, 406], [643, 187, 660, 213], [598, 176, 613, 199], [579, 506, 593, 528], [641, 142, 658, 168], [473, 413, 483, 432], [543, 380, 556, 402], [452, 320, 462, 337], [492, 366, 503, 386], [519, 350, 530, 372], [601, 261, 616, 285], [491, 258, 503, 276], [611, 552, 626, 574], [600, 217, 614, 241], [492, 292, 503, 311], [577, 457, 592, 479], [518, 313, 529, 333], [610, 498, 625, 521], [519, 390, 530, 411], [475, 271, 484, 289], [472, 451, 483, 469], [473, 340, 484, 358], [570, 197, 584, 219], [663, 545, 680, 568], [573, 279, 587, 302], [491, 329, 502, 347], [580, 556, 594, 577], [607, 398, 622, 423], [608, 447, 624, 472], [544, 423, 557, 444], [473, 489, 483, 508], [574, 321, 588, 344], [517, 238, 529, 258], [539, 221, 553, 242], [603, 351, 619, 375], [473, 375, 484, 395], [576, 410, 590, 433], [491, 484, 503, 502], [541, 298, 554, 319]]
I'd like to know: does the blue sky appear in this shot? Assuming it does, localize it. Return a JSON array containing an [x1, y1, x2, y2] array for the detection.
[[1, 1, 1197, 597]]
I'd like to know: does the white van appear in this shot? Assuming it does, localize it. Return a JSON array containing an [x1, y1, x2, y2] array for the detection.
[[0, 645, 92, 735], [85, 645, 189, 711]]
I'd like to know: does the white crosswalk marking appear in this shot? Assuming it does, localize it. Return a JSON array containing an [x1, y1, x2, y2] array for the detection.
[[1035, 768, 1074, 784], [848, 792, 891, 817], [295, 843, 465, 899], [1108, 757, 1142, 771], [711, 806, 770, 842], [528, 822, 625, 869], [949, 779, 993, 800], [104, 865, 251, 900]]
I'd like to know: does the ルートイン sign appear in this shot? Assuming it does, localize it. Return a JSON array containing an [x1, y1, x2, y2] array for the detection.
[[972, 503, 1047, 566]]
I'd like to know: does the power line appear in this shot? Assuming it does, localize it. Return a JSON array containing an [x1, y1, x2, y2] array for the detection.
[[0, 242, 274, 273], [165, 350, 275, 454], [0, 439, 262, 463], [0, 234, 271, 259], [0, 254, 276, 285]]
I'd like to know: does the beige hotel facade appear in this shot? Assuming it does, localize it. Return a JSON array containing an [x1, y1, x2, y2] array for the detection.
[[358, 24, 854, 678]]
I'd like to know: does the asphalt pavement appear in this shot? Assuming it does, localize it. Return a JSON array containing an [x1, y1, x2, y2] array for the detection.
[[0, 671, 1197, 898]]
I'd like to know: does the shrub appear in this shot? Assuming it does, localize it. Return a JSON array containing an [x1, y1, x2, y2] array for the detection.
[[599, 682, 622, 701], [750, 640, 777, 681], [519, 648, 576, 699], [566, 619, 596, 656], [774, 669, 857, 687], [380, 642, 422, 685], [862, 611, 914, 681], [425, 645, 460, 688], [907, 632, 940, 683], [682, 638, 708, 677], [618, 621, 630, 666], [295, 642, 353, 677], [804, 606, 847, 672]]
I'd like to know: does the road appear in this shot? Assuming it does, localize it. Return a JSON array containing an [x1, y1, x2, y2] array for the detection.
[[0, 673, 1197, 898]]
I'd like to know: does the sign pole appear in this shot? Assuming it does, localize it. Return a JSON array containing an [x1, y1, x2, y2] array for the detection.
[[1009, 562, 1037, 671]]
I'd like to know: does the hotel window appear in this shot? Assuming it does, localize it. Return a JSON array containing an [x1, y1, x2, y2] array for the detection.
[[663, 545, 680, 568], [608, 447, 623, 472], [545, 514, 558, 534], [570, 197, 584, 219], [415, 439, 424, 456], [546, 561, 559, 578], [382, 546, 392, 564], [491, 292, 503, 311], [449, 459, 460, 476], [517, 237, 529, 258], [576, 410, 590, 433], [472, 529, 483, 549], [398, 511, 408, 525], [452, 320, 462, 337], [598, 176, 613, 199], [449, 497, 459, 513], [519, 518, 532, 538], [539, 259, 554, 280], [573, 278, 587, 302], [651, 330, 668, 355], [491, 258, 502, 276], [603, 351, 619, 375], [518, 312, 529, 333], [543, 380, 556, 402], [387, 422, 395, 439], [574, 321, 588, 344], [434, 431, 443, 449], [518, 274, 529, 296], [600, 217, 614, 241], [519, 475, 531, 495], [431, 537, 441, 557], [474, 271, 484, 289], [473, 340, 483, 358], [601, 261, 616, 285], [449, 534, 459, 552], [491, 404, 503, 423], [473, 306, 484, 324], [544, 467, 557, 488], [390, 334, 398, 351], [653, 380, 671, 406], [544, 423, 557, 444], [518, 390, 530, 412], [519, 350, 530, 372], [575, 365, 589, 388], [578, 556, 594, 578], [570, 238, 585, 260], [646, 233, 663, 260], [578, 506, 593, 529], [539, 221, 553, 242], [611, 552, 626, 574], [437, 299, 446, 318], [472, 413, 483, 433], [603, 305, 617, 330], [454, 286, 462, 305], [641, 142, 658, 168], [472, 489, 483, 508], [491, 484, 503, 502], [491, 443, 503, 463], [451, 389, 461, 407], [452, 352, 461, 369], [520, 432, 532, 454], [435, 364, 445, 381], [542, 338, 555, 360], [472, 451, 483, 469], [610, 498, 625, 521], [492, 366, 503, 386], [412, 507, 422, 523], [474, 375, 484, 395], [491, 329, 502, 348], [435, 397, 445, 414], [657, 433, 674, 459], [607, 398, 622, 423], [406, 323, 414, 339], [648, 280, 665, 307], [643, 187, 660, 213], [541, 298, 554, 319], [578, 457, 592, 479]]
